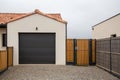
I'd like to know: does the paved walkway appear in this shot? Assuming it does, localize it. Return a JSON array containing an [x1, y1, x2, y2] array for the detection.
[[0, 64, 119, 80]]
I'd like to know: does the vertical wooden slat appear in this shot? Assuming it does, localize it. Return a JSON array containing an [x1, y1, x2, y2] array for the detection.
[[92, 40, 96, 64], [85, 51, 89, 65], [84, 40, 89, 50], [0, 51, 1, 70], [8, 47, 13, 67], [77, 51, 82, 65]]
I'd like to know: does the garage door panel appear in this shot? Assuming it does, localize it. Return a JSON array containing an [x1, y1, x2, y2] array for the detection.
[[19, 33, 55, 64], [21, 42, 55, 48], [20, 48, 55, 54], [20, 41, 55, 48], [20, 56, 55, 64], [20, 48, 54, 56], [20, 52, 55, 57]]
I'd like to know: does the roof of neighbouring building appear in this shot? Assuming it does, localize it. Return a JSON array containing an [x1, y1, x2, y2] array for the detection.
[[0, 9, 67, 24], [92, 13, 120, 28]]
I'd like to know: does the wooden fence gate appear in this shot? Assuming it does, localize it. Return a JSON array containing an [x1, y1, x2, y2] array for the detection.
[[66, 39, 95, 66], [76, 39, 89, 65]]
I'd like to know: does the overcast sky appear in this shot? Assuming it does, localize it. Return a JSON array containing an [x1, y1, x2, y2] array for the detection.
[[0, 0, 120, 38]]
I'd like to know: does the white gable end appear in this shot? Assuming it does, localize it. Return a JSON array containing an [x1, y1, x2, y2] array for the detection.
[[7, 13, 66, 65]]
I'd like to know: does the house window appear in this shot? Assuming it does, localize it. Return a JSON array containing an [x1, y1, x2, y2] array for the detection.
[[2, 34, 7, 47]]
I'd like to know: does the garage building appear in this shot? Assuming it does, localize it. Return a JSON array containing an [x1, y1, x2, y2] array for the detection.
[[0, 9, 67, 65]]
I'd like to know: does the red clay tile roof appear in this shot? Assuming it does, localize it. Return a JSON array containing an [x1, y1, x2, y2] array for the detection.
[[0, 13, 28, 24], [47, 14, 63, 21], [0, 9, 67, 24]]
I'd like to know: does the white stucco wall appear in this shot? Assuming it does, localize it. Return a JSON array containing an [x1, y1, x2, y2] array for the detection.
[[92, 14, 120, 39], [0, 28, 6, 50], [7, 14, 66, 65]]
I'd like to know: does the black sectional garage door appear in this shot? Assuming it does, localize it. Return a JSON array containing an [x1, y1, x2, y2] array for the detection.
[[19, 33, 55, 64]]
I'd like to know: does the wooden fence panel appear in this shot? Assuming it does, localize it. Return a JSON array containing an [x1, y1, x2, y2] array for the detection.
[[0, 50, 7, 72], [8, 47, 13, 67], [66, 39, 74, 63]]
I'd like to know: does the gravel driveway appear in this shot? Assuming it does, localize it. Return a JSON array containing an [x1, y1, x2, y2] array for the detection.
[[0, 64, 119, 80]]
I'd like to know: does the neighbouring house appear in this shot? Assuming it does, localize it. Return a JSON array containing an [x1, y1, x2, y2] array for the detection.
[[0, 9, 67, 65], [92, 13, 120, 39]]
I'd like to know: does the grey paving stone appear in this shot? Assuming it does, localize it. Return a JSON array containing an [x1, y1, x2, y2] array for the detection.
[[0, 64, 119, 80]]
